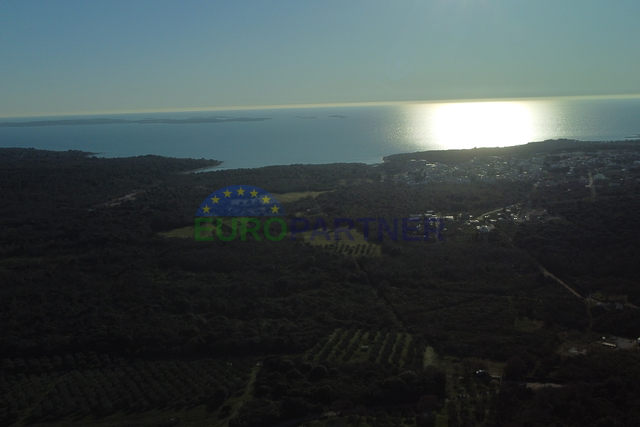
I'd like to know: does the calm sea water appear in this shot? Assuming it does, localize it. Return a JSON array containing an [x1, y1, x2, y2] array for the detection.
[[1, 97, 639, 169]]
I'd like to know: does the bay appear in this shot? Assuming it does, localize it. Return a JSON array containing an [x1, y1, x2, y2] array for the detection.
[[1, 96, 639, 169]]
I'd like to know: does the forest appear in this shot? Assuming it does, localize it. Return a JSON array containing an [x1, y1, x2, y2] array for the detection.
[[0, 145, 639, 427]]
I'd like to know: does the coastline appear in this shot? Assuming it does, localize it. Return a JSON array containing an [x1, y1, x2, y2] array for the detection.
[[2, 100, 640, 168]]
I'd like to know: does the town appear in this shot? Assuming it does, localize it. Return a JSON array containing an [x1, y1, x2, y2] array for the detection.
[[391, 147, 640, 190]]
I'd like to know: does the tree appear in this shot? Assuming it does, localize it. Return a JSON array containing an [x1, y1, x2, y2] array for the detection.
[[504, 356, 527, 381]]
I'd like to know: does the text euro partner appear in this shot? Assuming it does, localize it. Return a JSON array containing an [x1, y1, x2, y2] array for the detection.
[[194, 217, 445, 242]]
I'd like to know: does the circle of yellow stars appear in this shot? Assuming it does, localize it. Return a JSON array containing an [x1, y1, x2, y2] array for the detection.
[[200, 186, 281, 214]]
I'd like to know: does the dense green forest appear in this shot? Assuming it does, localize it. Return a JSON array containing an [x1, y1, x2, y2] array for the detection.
[[1, 146, 639, 427]]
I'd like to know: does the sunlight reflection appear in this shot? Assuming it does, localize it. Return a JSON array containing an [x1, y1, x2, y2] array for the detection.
[[411, 101, 535, 150]]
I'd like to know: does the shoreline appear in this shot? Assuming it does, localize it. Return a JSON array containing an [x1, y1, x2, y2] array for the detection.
[[4, 138, 640, 173]]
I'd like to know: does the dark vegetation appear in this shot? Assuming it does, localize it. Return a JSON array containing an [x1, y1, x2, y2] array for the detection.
[[0, 146, 639, 426], [232, 354, 445, 427]]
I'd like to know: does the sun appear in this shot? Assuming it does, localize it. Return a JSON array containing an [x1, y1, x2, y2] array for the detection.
[[410, 101, 535, 150]]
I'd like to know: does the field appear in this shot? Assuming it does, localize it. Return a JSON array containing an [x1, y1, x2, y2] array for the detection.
[[304, 329, 428, 370], [161, 217, 382, 258], [298, 329, 506, 427], [0, 358, 254, 427]]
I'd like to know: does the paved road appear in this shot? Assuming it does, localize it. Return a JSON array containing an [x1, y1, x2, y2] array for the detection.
[[477, 203, 524, 221], [477, 208, 504, 221]]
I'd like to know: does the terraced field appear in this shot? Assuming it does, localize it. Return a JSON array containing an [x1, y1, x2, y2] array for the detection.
[[304, 329, 429, 370]]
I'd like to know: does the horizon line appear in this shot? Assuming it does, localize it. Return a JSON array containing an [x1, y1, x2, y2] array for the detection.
[[3, 93, 640, 119]]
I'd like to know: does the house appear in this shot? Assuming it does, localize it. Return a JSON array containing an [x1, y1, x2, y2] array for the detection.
[[477, 225, 491, 233]]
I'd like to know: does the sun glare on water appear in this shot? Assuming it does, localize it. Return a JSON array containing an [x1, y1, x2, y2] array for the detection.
[[410, 101, 535, 150]]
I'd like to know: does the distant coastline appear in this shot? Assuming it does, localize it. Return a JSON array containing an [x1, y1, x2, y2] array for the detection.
[[0, 116, 271, 128], [2, 99, 640, 168]]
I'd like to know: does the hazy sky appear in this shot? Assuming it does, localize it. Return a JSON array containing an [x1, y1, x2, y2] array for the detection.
[[2, 0, 640, 117]]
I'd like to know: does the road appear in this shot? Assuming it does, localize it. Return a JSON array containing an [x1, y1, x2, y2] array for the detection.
[[476, 207, 505, 220], [481, 201, 639, 311], [477, 203, 524, 221], [540, 268, 583, 300], [221, 364, 261, 427], [587, 171, 596, 199], [540, 260, 638, 309]]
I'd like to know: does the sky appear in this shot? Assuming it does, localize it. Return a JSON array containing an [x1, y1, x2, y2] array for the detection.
[[1, 0, 640, 117]]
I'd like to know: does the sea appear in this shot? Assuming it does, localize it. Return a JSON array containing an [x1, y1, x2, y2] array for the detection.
[[1, 97, 639, 170]]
